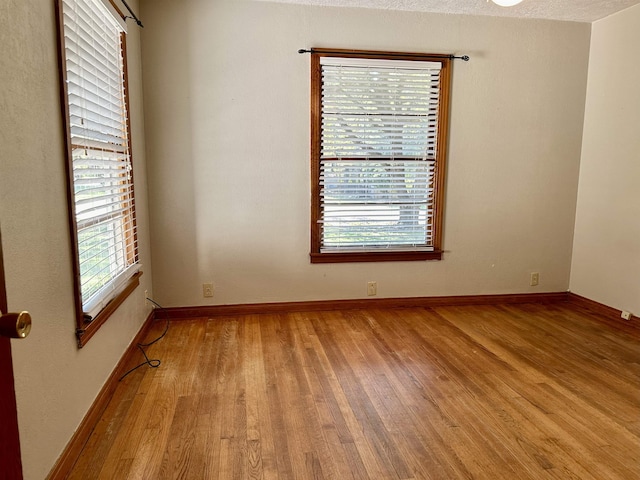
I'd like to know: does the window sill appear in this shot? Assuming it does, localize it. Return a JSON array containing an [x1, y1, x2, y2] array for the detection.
[[75, 270, 143, 348], [310, 250, 443, 263]]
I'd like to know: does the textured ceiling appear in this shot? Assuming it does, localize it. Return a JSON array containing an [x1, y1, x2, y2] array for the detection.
[[253, 0, 640, 22]]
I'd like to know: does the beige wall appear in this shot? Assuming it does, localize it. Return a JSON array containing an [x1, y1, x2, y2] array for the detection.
[[0, 1, 153, 479], [140, 0, 590, 307], [570, 4, 640, 315]]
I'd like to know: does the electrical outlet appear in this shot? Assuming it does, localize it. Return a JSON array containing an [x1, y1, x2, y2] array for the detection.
[[621, 311, 632, 321], [203, 283, 214, 298], [144, 290, 149, 306], [367, 281, 377, 296], [530, 272, 539, 286]]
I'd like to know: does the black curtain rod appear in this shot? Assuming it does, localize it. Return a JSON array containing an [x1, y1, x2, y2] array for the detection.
[[298, 48, 469, 61], [121, 0, 143, 27]]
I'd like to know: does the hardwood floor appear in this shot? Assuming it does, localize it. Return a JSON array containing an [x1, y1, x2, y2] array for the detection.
[[67, 303, 640, 479]]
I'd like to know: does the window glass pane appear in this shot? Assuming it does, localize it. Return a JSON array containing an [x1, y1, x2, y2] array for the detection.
[[61, 0, 138, 318], [315, 54, 445, 255]]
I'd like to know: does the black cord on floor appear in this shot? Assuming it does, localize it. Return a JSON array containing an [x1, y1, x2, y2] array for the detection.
[[119, 298, 170, 381]]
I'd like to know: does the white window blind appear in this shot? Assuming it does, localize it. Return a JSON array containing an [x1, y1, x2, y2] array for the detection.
[[61, 0, 138, 319], [319, 56, 443, 252]]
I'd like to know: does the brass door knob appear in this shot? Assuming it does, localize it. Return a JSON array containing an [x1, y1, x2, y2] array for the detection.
[[0, 311, 32, 338]]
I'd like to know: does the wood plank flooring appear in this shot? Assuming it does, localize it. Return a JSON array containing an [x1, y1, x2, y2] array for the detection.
[[67, 303, 640, 479]]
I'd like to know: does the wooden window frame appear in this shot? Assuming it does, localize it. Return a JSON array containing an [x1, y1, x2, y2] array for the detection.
[[55, 0, 140, 347], [309, 48, 452, 264]]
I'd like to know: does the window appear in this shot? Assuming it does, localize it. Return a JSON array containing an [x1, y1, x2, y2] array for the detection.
[[310, 49, 452, 263], [56, 0, 140, 346]]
